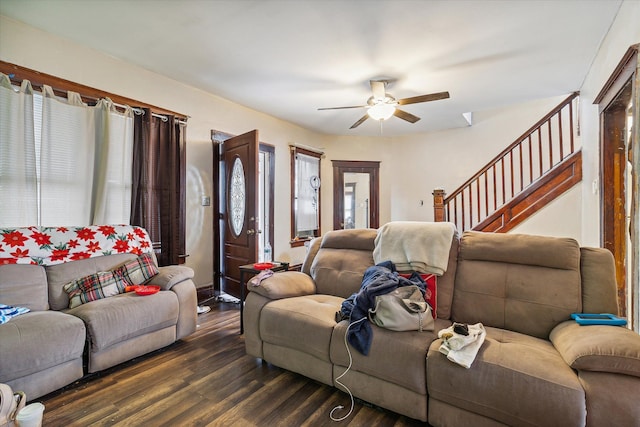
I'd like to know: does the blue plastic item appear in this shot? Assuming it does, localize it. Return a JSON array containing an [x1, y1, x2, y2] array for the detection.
[[570, 313, 627, 326]]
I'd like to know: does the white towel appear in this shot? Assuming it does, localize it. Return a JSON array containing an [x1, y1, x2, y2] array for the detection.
[[438, 323, 486, 369], [373, 221, 456, 275]]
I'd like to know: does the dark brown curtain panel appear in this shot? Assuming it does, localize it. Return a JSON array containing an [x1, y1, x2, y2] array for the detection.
[[131, 108, 186, 266]]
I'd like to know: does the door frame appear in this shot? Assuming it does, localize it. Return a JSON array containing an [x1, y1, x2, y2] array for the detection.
[[211, 130, 275, 296], [594, 44, 638, 324], [332, 160, 380, 230]]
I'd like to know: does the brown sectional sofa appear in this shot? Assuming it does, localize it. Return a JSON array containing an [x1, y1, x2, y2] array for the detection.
[[0, 253, 197, 400], [244, 227, 640, 426]]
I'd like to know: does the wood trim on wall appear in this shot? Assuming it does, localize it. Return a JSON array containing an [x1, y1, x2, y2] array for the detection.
[[331, 160, 380, 230], [594, 43, 639, 108], [290, 146, 322, 247], [0, 60, 188, 119], [594, 44, 639, 319], [474, 150, 582, 233]]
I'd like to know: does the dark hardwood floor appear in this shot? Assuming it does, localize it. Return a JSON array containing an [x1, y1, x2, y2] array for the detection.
[[38, 300, 426, 426]]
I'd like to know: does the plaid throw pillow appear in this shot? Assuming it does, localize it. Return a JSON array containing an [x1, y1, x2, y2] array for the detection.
[[117, 252, 159, 286], [64, 253, 159, 308], [64, 270, 126, 308]]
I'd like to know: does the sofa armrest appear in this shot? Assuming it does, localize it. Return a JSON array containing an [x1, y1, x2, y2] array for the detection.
[[147, 265, 195, 291], [550, 320, 640, 378], [248, 271, 316, 300]]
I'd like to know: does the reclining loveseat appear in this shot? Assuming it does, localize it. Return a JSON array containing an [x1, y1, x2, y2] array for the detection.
[[244, 224, 640, 426], [0, 225, 197, 400]]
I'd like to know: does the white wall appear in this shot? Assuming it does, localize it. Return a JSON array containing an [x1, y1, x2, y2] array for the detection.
[[320, 0, 640, 247], [511, 185, 582, 239], [322, 95, 573, 230], [0, 15, 324, 286], [577, 0, 640, 247], [1, 0, 638, 285]]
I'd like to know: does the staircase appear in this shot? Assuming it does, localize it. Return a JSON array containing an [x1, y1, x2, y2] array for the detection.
[[433, 93, 581, 233]]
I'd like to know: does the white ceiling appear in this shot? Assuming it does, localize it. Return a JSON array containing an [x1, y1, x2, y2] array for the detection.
[[0, 0, 622, 137]]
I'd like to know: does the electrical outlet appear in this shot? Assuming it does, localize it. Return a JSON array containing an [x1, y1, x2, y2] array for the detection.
[[201, 196, 211, 206]]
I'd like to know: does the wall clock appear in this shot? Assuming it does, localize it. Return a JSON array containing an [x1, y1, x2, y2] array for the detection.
[[310, 175, 321, 190]]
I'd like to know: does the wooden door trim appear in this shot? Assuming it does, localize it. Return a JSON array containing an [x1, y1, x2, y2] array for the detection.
[[595, 44, 639, 109], [595, 44, 638, 317], [211, 131, 234, 294], [332, 160, 380, 230]]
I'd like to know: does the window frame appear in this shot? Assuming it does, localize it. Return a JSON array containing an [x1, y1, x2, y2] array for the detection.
[[290, 145, 322, 247]]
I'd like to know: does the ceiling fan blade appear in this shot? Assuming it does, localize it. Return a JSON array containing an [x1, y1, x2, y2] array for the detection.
[[394, 109, 421, 123], [370, 80, 386, 100], [397, 91, 450, 105], [318, 105, 367, 110], [350, 114, 370, 129]]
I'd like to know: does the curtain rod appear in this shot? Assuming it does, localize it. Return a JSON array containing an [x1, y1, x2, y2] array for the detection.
[[289, 143, 325, 155], [127, 105, 167, 122], [87, 101, 188, 125], [5, 71, 188, 122]]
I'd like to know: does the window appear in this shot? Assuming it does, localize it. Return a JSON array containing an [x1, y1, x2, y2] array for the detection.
[[258, 145, 275, 261], [290, 145, 322, 246], [0, 76, 133, 226], [0, 61, 187, 266]]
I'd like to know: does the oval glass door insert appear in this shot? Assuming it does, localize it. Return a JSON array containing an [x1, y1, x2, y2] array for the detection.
[[229, 156, 246, 237]]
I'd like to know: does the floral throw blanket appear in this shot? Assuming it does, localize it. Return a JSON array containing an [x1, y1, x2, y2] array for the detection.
[[0, 225, 154, 266]]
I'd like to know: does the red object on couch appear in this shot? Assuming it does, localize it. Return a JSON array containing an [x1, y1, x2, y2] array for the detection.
[[399, 273, 437, 318]]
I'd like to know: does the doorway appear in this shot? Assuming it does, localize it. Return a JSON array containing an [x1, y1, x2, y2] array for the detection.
[[332, 160, 380, 230], [211, 130, 275, 299], [595, 44, 639, 330]]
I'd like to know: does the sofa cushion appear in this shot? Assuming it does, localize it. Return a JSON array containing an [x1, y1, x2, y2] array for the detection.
[[0, 264, 48, 311], [148, 265, 194, 290], [248, 271, 316, 299], [0, 311, 85, 382], [452, 231, 581, 339], [259, 295, 343, 362], [301, 236, 322, 276], [66, 290, 178, 351], [550, 320, 640, 378], [46, 253, 139, 310], [578, 370, 640, 427], [579, 247, 619, 315], [331, 318, 452, 394], [430, 235, 458, 320], [427, 326, 586, 427], [310, 229, 376, 298]]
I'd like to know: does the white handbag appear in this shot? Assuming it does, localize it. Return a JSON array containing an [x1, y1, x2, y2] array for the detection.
[[368, 285, 434, 332]]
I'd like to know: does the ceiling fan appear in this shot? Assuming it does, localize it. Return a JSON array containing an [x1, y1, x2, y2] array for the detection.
[[318, 80, 450, 129]]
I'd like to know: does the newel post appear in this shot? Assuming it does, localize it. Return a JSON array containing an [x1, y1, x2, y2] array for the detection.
[[433, 188, 446, 222]]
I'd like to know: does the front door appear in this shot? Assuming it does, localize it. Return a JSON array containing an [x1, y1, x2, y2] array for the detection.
[[222, 130, 259, 298]]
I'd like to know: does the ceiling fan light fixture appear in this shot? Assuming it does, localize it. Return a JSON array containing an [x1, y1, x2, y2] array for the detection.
[[367, 103, 396, 121]]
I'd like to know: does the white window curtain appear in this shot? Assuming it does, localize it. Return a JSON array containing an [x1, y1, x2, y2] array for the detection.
[[94, 99, 134, 224], [296, 153, 319, 232], [0, 75, 38, 225], [0, 73, 134, 227]]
